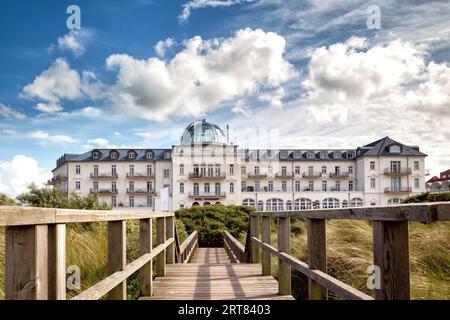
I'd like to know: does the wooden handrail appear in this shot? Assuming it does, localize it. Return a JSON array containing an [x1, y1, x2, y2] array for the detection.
[[1, 207, 184, 300], [179, 231, 198, 263], [239, 202, 450, 300], [223, 231, 245, 263]]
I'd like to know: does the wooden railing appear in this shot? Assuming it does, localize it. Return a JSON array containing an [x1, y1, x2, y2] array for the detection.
[[178, 230, 198, 263], [0, 206, 196, 300], [227, 202, 450, 300], [223, 231, 246, 263]]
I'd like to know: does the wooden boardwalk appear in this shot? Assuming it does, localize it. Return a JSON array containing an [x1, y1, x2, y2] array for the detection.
[[141, 248, 294, 300]]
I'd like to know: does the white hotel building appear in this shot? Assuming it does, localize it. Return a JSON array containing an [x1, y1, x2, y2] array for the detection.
[[50, 120, 427, 211]]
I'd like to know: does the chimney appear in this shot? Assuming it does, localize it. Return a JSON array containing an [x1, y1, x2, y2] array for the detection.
[[226, 124, 230, 144]]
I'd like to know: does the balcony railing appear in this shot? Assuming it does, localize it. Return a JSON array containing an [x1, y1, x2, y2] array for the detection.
[[302, 172, 322, 178], [50, 174, 68, 184], [89, 188, 118, 194], [126, 188, 154, 194], [188, 192, 226, 198], [127, 172, 154, 179], [384, 187, 412, 193], [245, 173, 268, 179], [329, 172, 350, 178], [275, 172, 294, 178], [90, 173, 118, 179], [188, 172, 226, 179], [383, 168, 412, 175]]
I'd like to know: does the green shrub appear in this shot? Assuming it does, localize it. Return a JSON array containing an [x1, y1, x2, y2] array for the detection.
[[404, 192, 450, 203]]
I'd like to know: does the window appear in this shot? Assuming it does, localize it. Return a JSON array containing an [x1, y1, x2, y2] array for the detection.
[[243, 199, 256, 208], [322, 181, 327, 191], [129, 165, 134, 176], [321, 152, 327, 159], [370, 178, 376, 189], [110, 152, 118, 160], [92, 152, 100, 160], [414, 161, 419, 170], [129, 196, 134, 208], [128, 151, 136, 160], [295, 166, 300, 174], [349, 180, 354, 191], [241, 166, 246, 175], [282, 181, 287, 192], [147, 195, 153, 208], [267, 150, 272, 157], [230, 182, 234, 193], [93, 165, 99, 176], [295, 198, 312, 210], [164, 152, 171, 159], [215, 183, 221, 195], [370, 161, 375, 170], [388, 198, 401, 205], [257, 201, 264, 211], [111, 196, 117, 208], [322, 198, 340, 209], [146, 151, 153, 160], [112, 182, 117, 192], [129, 181, 134, 192], [295, 181, 300, 192], [179, 164, 184, 175], [180, 183, 184, 194], [414, 178, 420, 189], [254, 166, 260, 175], [321, 166, 327, 174], [390, 145, 401, 153], [281, 152, 288, 159], [204, 183, 210, 193], [255, 181, 260, 192], [146, 181, 152, 192], [75, 181, 81, 190], [348, 152, 354, 159], [348, 166, 353, 174], [350, 198, 363, 207], [307, 152, 314, 159], [147, 165, 152, 176], [75, 165, 81, 175], [335, 181, 340, 191], [286, 200, 292, 211], [229, 165, 234, 175], [294, 152, 301, 158], [241, 181, 246, 192], [342, 200, 348, 208], [335, 152, 341, 159], [308, 181, 314, 191], [266, 198, 284, 211], [268, 166, 273, 176], [335, 166, 340, 175], [111, 165, 117, 177], [281, 166, 287, 176], [164, 169, 170, 178], [268, 181, 273, 192], [193, 183, 199, 195]]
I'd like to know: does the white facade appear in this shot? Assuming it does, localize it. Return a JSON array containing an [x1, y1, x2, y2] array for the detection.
[[51, 120, 427, 210]]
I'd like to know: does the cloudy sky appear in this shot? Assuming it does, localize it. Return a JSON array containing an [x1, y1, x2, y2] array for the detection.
[[1, 0, 450, 197]]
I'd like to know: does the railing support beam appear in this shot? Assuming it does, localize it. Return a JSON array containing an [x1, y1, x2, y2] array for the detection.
[[107, 220, 126, 300], [373, 220, 410, 300], [261, 216, 271, 276], [277, 217, 291, 295], [156, 217, 166, 276], [139, 218, 153, 297], [250, 215, 259, 263], [307, 218, 327, 300], [48, 224, 66, 300], [166, 216, 175, 264]]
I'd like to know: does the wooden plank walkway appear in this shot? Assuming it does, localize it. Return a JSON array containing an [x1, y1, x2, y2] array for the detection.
[[141, 248, 294, 300]]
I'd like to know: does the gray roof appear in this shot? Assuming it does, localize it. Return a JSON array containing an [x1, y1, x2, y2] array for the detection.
[[244, 149, 356, 161], [357, 137, 427, 157]]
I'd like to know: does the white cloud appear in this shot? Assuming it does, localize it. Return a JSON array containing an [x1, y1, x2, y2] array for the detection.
[[179, 0, 255, 22], [154, 38, 175, 57], [232, 100, 252, 117], [21, 58, 105, 104], [34, 102, 63, 113], [26, 131, 79, 144], [258, 87, 285, 108], [0, 155, 52, 198], [106, 28, 295, 121], [87, 138, 110, 147], [0, 103, 26, 120], [57, 30, 92, 57]]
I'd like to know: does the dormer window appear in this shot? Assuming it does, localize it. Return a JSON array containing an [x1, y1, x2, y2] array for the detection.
[[335, 152, 341, 159], [348, 152, 354, 159], [267, 150, 272, 158], [390, 145, 401, 153], [164, 152, 171, 159], [110, 151, 118, 160], [92, 151, 100, 160], [128, 151, 136, 160], [294, 152, 301, 158], [146, 151, 154, 160], [321, 152, 327, 159], [281, 152, 288, 159], [307, 152, 314, 159]]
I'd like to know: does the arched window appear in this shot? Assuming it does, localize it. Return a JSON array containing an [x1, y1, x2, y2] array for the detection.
[[266, 198, 284, 211], [204, 202, 211, 206], [192, 202, 200, 207], [350, 197, 363, 207], [322, 198, 340, 209], [342, 200, 348, 208], [286, 200, 292, 211], [179, 183, 184, 194], [229, 182, 234, 193], [388, 198, 401, 205], [257, 200, 264, 211], [389, 145, 401, 153], [295, 198, 312, 210], [242, 198, 256, 208], [313, 200, 320, 209]]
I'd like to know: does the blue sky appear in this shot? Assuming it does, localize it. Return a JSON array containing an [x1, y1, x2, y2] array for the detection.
[[1, 0, 450, 196]]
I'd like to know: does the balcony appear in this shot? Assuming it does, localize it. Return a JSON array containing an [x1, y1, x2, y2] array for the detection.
[[383, 168, 412, 176], [127, 188, 154, 195], [245, 173, 268, 179], [188, 172, 226, 180], [275, 172, 294, 179], [49, 174, 68, 184], [127, 172, 154, 179], [188, 192, 226, 199], [90, 188, 118, 195], [329, 172, 350, 179], [90, 173, 118, 179], [384, 187, 412, 193], [302, 172, 322, 179]]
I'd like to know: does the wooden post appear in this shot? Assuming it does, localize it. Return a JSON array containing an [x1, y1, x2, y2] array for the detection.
[[249, 215, 259, 263], [107, 220, 126, 300], [373, 220, 410, 300], [166, 216, 175, 264], [48, 224, 66, 300], [5, 225, 48, 300], [139, 218, 153, 297], [261, 216, 271, 276], [307, 218, 327, 300], [277, 217, 291, 295], [156, 217, 166, 276]]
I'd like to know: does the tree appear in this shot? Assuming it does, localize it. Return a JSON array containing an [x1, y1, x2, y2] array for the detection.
[[0, 193, 16, 206]]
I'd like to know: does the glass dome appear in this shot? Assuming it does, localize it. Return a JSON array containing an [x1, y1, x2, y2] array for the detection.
[[180, 119, 227, 145]]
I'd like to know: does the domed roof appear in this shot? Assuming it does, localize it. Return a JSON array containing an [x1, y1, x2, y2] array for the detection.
[[180, 119, 227, 145]]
